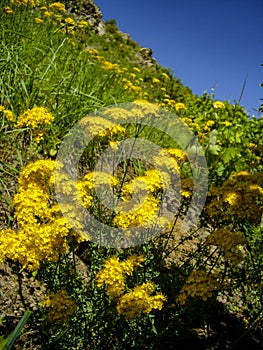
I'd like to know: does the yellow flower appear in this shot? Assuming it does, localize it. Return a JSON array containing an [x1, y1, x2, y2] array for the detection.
[[204, 120, 215, 131], [64, 17, 75, 25], [16, 106, 54, 129], [133, 67, 141, 73], [103, 107, 134, 120], [102, 61, 121, 73], [116, 282, 167, 319], [2, 109, 15, 121], [161, 73, 169, 79], [77, 171, 118, 209], [85, 48, 99, 55], [206, 228, 246, 263], [132, 100, 160, 117], [35, 17, 44, 23], [113, 194, 160, 229], [206, 120, 215, 127], [181, 178, 193, 198], [109, 140, 120, 150], [221, 121, 232, 127], [48, 2, 66, 12], [121, 169, 165, 200], [79, 116, 127, 137], [3, 6, 14, 14], [152, 77, 161, 84], [11, 0, 40, 6], [154, 150, 180, 175], [174, 102, 186, 111], [206, 171, 263, 225], [213, 100, 225, 109], [96, 255, 145, 297], [42, 289, 76, 323], [0, 160, 74, 271], [43, 10, 53, 17], [223, 191, 239, 205], [77, 20, 90, 28], [177, 270, 219, 305], [166, 148, 187, 162]]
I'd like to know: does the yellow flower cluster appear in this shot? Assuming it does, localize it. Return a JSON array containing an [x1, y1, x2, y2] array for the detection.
[[221, 121, 232, 127], [116, 282, 167, 319], [55, 168, 119, 240], [77, 20, 90, 29], [181, 116, 202, 139], [96, 255, 145, 297], [153, 150, 180, 175], [84, 47, 184, 103], [206, 228, 246, 264], [103, 101, 161, 122], [79, 116, 127, 138], [42, 289, 76, 323], [78, 171, 118, 209], [11, 0, 40, 6], [121, 169, 165, 199], [103, 107, 134, 121], [96, 256, 166, 319], [177, 270, 219, 305], [35, 17, 43, 23], [48, 2, 66, 12], [206, 171, 263, 224], [16, 106, 54, 142], [181, 178, 193, 198], [122, 78, 142, 94], [132, 99, 160, 117], [17, 106, 54, 128], [203, 120, 215, 132], [38, 3, 91, 34], [102, 61, 122, 72], [159, 99, 187, 112], [174, 102, 187, 112], [0, 105, 15, 121], [154, 148, 192, 199], [165, 148, 188, 163], [213, 100, 225, 109], [85, 50, 142, 93], [113, 195, 160, 229], [112, 164, 180, 230], [2, 6, 15, 14], [0, 160, 71, 270]]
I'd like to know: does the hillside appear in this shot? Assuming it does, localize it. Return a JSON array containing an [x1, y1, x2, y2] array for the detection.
[[0, 1, 262, 349]]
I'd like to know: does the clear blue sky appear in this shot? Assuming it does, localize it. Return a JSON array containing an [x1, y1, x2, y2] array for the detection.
[[95, 0, 263, 116]]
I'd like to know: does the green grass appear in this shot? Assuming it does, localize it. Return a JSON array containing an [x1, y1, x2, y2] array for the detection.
[[0, 1, 262, 349]]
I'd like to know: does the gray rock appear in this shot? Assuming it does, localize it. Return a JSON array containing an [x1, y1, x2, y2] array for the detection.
[[136, 47, 157, 68], [62, 0, 106, 35]]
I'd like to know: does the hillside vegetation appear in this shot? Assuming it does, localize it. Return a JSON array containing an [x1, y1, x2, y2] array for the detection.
[[0, 1, 262, 349]]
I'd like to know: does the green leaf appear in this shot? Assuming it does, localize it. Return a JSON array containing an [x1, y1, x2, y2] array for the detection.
[[207, 144, 220, 155], [149, 315, 158, 335], [223, 147, 238, 164], [49, 148, 57, 156], [0, 311, 31, 350], [216, 163, 225, 176], [206, 129, 220, 155]]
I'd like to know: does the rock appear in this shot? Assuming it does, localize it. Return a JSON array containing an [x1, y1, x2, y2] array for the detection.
[[62, 0, 106, 35], [136, 47, 157, 68]]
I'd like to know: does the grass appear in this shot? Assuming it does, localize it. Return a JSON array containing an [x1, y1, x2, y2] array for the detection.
[[0, 1, 262, 349]]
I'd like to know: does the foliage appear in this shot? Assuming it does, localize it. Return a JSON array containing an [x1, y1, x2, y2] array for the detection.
[[0, 1, 262, 349]]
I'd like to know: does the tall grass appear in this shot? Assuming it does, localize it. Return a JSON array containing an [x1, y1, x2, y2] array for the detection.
[[0, 1, 262, 349]]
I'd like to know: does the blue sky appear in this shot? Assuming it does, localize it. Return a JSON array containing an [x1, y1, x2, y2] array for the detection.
[[95, 0, 263, 116]]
